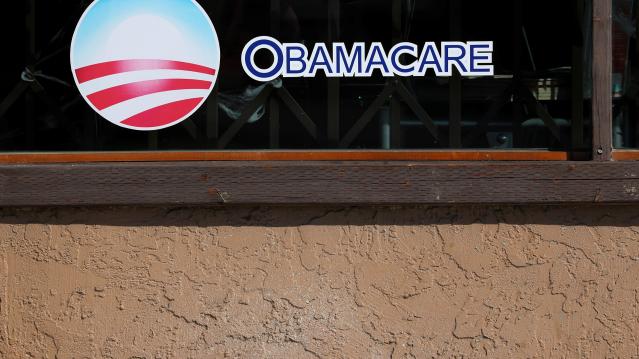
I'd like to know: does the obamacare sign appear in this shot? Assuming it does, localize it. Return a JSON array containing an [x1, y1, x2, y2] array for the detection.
[[71, 0, 493, 131], [242, 36, 494, 82]]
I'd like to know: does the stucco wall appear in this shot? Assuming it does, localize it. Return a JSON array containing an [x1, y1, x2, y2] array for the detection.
[[1, 206, 638, 358]]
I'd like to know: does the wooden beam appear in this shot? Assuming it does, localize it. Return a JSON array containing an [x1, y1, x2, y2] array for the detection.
[[612, 150, 639, 161], [592, 0, 613, 160], [0, 151, 570, 164], [2, 161, 639, 206]]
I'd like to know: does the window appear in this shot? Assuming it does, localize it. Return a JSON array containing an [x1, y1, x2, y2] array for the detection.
[[0, 0, 636, 206], [2, 0, 591, 155]]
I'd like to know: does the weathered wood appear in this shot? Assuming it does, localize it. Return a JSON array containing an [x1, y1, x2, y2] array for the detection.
[[593, 0, 613, 160], [1, 161, 639, 206]]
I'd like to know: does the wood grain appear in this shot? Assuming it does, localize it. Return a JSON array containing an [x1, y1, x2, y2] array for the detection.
[[592, 0, 613, 160], [2, 161, 639, 206]]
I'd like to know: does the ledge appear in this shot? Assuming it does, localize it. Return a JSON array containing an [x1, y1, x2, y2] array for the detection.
[[0, 150, 569, 163], [2, 161, 639, 206]]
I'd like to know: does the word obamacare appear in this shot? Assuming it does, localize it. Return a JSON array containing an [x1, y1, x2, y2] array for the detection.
[[242, 36, 494, 82]]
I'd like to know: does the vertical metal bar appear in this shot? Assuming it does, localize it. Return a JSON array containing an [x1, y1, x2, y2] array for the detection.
[[270, 97, 280, 148], [449, 79, 463, 148], [208, 0, 228, 147], [390, 95, 401, 148], [148, 132, 158, 150], [392, 0, 402, 41], [271, 0, 281, 33], [512, 0, 524, 148], [146, 127, 155, 149], [25, 93, 35, 148], [327, 0, 340, 147], [572, 0, 585, 151], [270, 0, 281, 149], [25, 0, 36, 148], [380, 108, 391, 149], [26, 0, 36, 64], [206, 84, 219, 148], [390, 0, 402, 148], [449, 0, 463, 148], [94, 113, 103, 151], [592, 0, 613, 160], [326, 83, 340, 147], [82, 108, 97, 151]]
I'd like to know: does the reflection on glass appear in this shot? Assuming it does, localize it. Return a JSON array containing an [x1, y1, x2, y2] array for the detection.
[[0, 0, 592, 152], [613, 0, 638, 148]]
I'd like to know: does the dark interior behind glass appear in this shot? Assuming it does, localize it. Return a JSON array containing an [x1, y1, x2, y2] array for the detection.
[[613, 0, 639, 149], [0, 0, 592, 152]]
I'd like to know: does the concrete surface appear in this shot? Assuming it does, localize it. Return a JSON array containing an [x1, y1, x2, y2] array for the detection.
[[1, 206, 638, 358]]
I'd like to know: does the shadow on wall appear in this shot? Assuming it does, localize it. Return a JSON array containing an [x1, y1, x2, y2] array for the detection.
[[1, 205, 639, 227]]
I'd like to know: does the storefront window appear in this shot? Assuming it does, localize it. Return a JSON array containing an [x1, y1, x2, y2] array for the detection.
[[2, 0, 639, 206], [0, 0, 592, 152]]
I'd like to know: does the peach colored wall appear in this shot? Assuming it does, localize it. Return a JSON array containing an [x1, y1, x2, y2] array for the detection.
[[1, 206, 639, 358]]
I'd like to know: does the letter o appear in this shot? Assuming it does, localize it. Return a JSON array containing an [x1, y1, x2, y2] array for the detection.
[[242, 36, 284, 82]]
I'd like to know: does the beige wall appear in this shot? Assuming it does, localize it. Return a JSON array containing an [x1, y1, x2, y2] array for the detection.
[[1, 206, 638, 358]]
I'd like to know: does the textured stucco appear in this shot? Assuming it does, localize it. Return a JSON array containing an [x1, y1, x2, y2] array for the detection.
[[1, 206, 639, 358]]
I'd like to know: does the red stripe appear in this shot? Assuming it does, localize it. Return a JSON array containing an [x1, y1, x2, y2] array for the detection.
[[87, 79, 212, 110], [75, 60, 216, 83], [120, 98, 203, 128]]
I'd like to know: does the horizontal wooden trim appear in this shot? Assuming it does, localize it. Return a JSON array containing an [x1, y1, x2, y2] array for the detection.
[[2, 161, 639, 206], [0, 150, 569, 164], [612, 150, 639, 161]]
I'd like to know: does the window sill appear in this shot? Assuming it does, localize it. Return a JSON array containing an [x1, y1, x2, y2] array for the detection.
[[0, 150, 569, 163], [1, 160, 638, 206], [613, 150, 639, 161]]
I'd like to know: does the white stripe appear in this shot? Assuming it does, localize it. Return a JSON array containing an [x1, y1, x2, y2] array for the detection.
[[80, 69, 215, 94], [100, 89, 210, 123]]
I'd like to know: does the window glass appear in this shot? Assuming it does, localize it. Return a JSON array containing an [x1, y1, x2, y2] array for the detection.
[[0, 0, 591, 152], [613, 0, 638, 149]]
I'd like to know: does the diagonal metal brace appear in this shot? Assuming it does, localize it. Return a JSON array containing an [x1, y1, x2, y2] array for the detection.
[[276, 87, 318, 140], [340, 82, 397, 148], [395, 80, 439, 139], [518, 86, 562, 141]]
